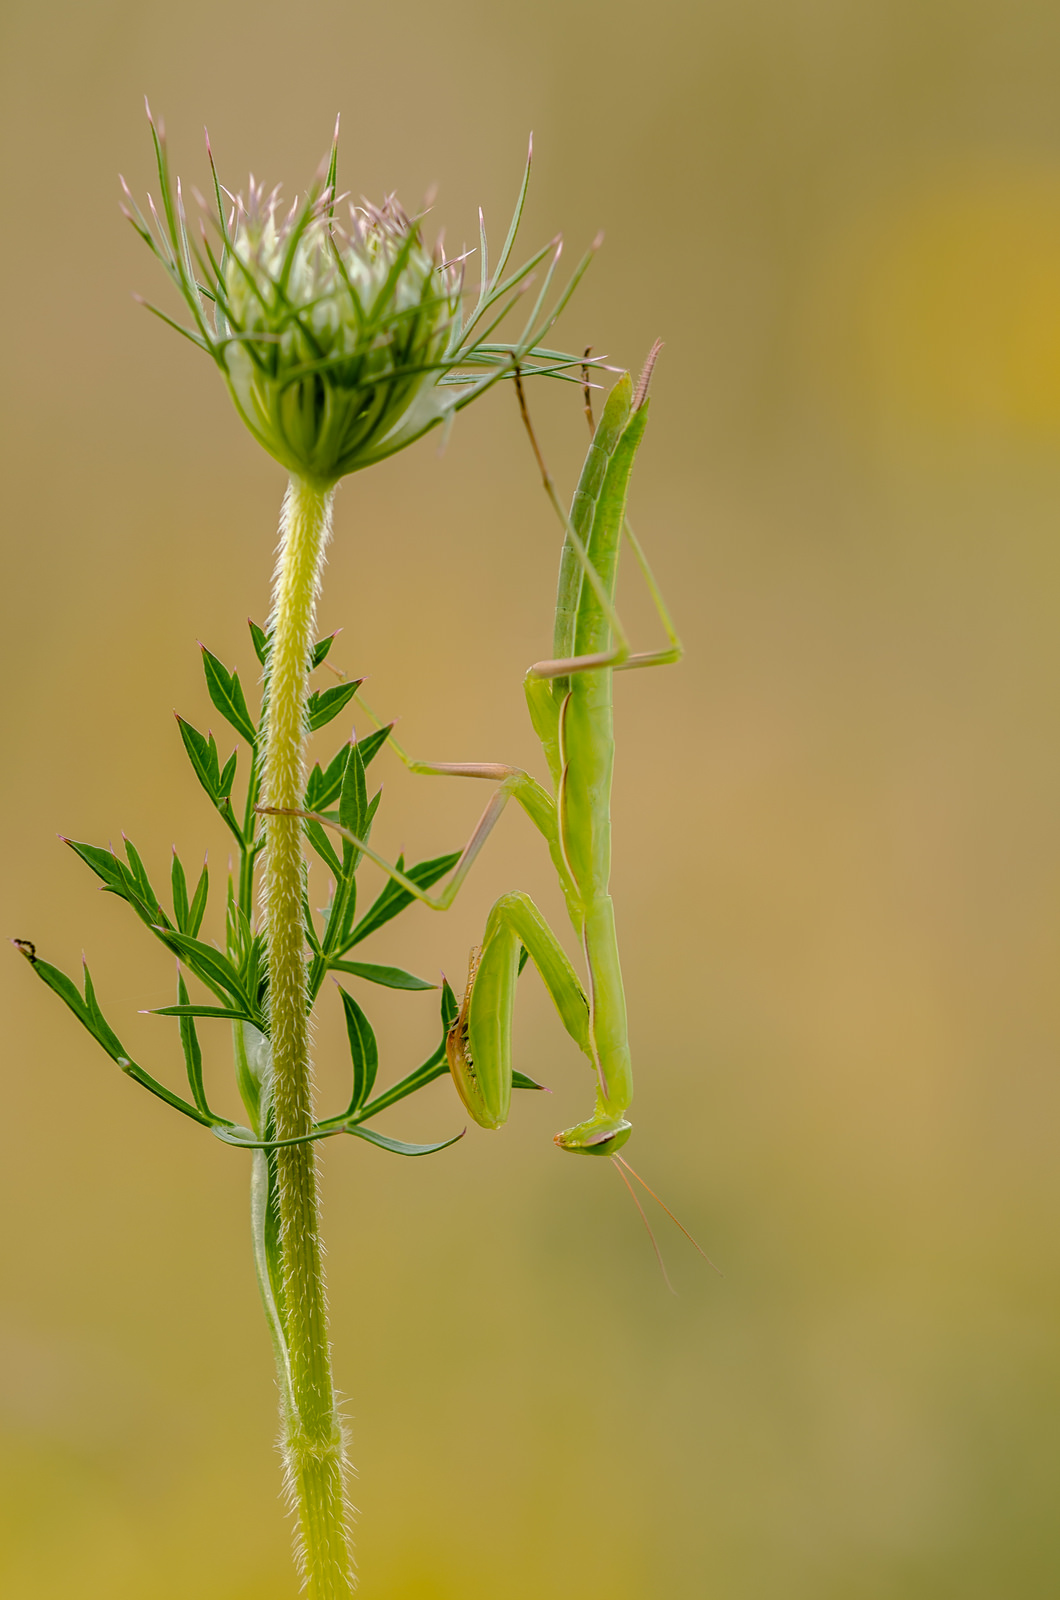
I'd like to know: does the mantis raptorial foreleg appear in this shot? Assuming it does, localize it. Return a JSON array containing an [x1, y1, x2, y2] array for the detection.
[[446, 892, 592, 1129], [263, 346, 681, 1160]]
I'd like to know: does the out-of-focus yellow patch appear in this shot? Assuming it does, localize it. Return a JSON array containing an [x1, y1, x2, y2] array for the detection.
[[821, 169, 1060, 436]]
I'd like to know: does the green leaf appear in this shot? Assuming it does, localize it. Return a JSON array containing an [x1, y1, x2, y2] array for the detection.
[[176, 973, 210, 1115], [171, 849, 190, 930], [347, 850, 461, 946], [176, 718, 241, 843], [306, 679, 362, 732], [345, 1123, 464, 1157], [187, 857, 209, 936], [176, 715, 221, 798], [159, 926, 257, 1015], [512, 1069, 548, 1092], [338, 988, 378, 1115], [81, 963, 128, 1059], [227, 898, 259, 986], [245, 932, 266, 1005], [354, 723, 393, 768], [311, 631, 339, 669], [152, 1003, 256, 1023], [26, 952, 94, 1030], [440, 976, 458, 1033], [304, 816, 342, 875], [306, 788, 382, 918], [200, 645, 257, 745], [352, 986, 453, 1119], [305, 728, 389, 818], [328, 959, 434, 991], [338, 737, 368, 836], [360, 786, 383, 838], [218, 749, 238, 801], [20, 948, 214, 1127], [124, 838, 165, 921], [306, 744, 350, 811], [64, 839, 157, 929], [64, 837, 124, 891], [248, 618, 271, 666]]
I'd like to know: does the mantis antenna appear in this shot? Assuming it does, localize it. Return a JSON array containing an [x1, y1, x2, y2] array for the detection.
[[613, 1153, 722, 1276], [611, 1156, 677, 1295]]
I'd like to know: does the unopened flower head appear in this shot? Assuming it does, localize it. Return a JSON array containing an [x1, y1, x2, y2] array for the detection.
[[122, 106, 604, 487], [219, 179, 460, 482]]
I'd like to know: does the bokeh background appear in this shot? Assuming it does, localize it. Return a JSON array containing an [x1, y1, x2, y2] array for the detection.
[[4, 1, 1060, 1595]]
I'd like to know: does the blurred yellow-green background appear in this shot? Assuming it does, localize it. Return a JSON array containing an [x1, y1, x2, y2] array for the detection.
[[5, 1, 1060, 1595]]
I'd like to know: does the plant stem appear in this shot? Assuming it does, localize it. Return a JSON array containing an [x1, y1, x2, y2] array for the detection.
[[261, 475, 353, 1596]]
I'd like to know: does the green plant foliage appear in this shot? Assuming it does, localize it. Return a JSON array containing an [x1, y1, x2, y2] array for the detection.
[[22, 625, 466, 1156]]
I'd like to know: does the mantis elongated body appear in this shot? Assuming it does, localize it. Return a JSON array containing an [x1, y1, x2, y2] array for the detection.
[[264, 348, 680, 1155], [445, 357, 681, 1154]]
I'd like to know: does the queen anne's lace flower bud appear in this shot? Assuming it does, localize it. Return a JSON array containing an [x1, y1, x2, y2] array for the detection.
[[220, 184, 461, 483], [122, 106, 603, 487]]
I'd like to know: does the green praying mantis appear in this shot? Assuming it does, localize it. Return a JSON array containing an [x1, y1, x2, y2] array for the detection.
[[264, 344, 709, 1254]]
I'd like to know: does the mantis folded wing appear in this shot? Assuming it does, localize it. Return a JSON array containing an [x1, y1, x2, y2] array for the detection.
[[263, 350, 681, 1155]]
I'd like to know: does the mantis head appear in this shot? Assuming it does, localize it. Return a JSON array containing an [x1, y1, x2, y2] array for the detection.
[[554, 1109, 632, 1157]]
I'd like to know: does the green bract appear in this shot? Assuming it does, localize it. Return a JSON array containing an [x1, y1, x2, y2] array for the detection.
[[121, 104, 601, 486]]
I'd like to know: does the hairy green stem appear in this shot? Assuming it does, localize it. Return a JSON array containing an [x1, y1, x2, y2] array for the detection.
[[261, 476, 352, 1596]]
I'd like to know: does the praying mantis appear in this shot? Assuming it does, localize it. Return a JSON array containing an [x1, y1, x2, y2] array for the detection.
[[266, 343, 683, 1168]]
